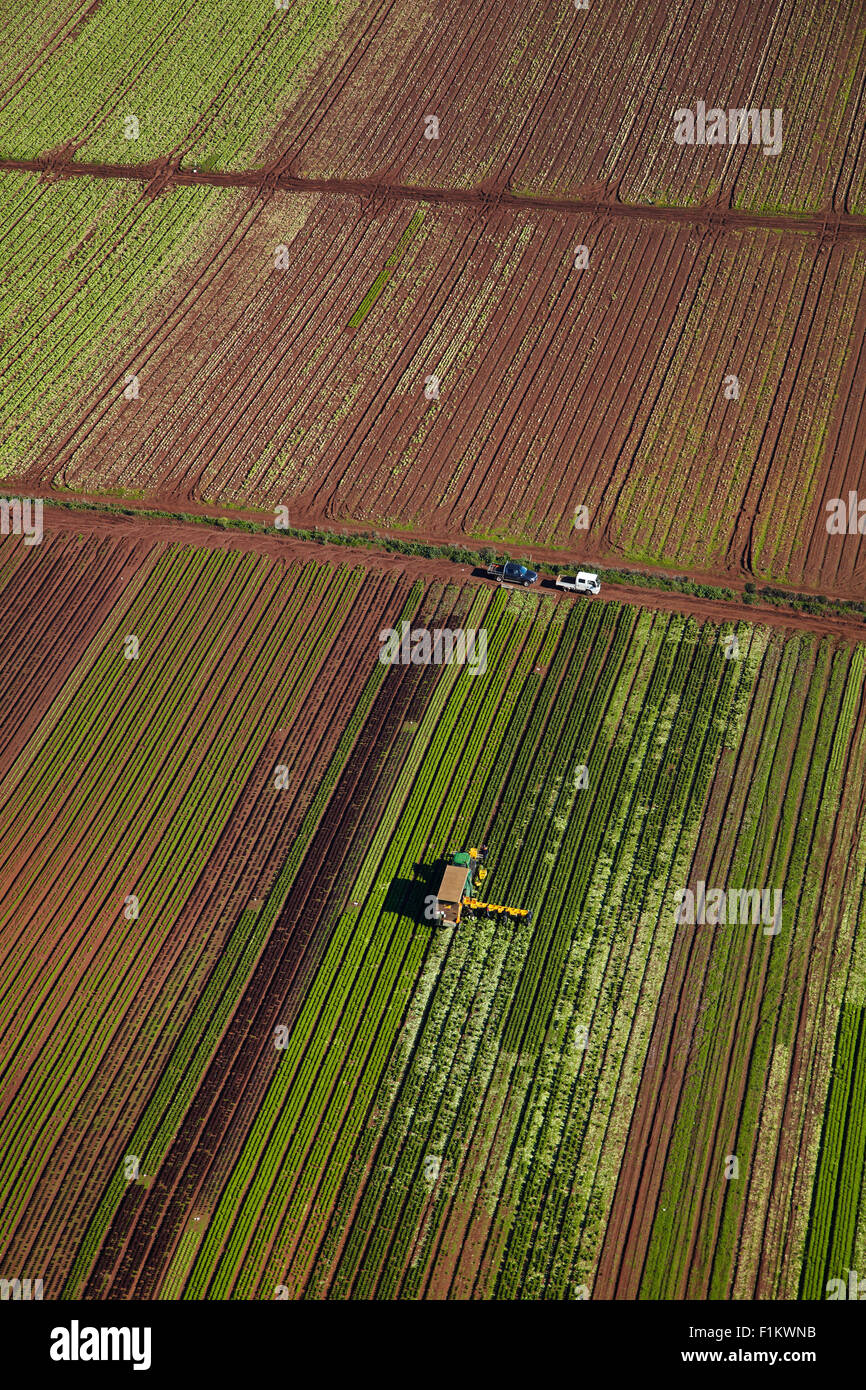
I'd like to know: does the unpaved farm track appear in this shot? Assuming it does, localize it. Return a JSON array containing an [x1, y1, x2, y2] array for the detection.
[[29, 507, 866, 646], [3, 158, 866, 238]]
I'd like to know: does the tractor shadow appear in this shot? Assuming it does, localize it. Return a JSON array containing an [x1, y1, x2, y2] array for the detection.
[[382, 871, 431, 922]]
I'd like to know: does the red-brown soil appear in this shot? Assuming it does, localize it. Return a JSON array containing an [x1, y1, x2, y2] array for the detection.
[[595, 637, 866, 1299], [10, 185, 865, 599], [17, 503, 866, 642]]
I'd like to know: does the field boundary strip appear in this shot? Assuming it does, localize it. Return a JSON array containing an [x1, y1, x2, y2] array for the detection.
[[2, 160, 866, 238]]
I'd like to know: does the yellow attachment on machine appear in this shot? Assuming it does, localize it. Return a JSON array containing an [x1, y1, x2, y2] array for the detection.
[[462, 897, 530, 919]]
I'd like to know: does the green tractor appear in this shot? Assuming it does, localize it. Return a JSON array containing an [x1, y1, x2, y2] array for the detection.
[[429, 847, 531, 928]]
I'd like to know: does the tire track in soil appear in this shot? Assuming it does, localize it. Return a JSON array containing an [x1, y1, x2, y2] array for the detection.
[[2, 157, 865, 237]]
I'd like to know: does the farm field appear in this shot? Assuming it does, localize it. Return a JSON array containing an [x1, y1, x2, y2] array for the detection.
[[2, 1, 865, 602], [2, 519, 865, 1300], [0, 527, 416, 1295], [268, 0, 866, 215], [0, 0, 359, 170], [2, 0, 866, 1317], [234, 609, 866, 1301], [0, 1, 864, 214], [0, 171, 251, 476], [13, 187, 866, 596]]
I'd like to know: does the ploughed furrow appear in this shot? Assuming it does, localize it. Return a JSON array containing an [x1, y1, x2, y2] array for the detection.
[[82, 584, 450, 1296], [0, 544, 387, 1293], [0, 531, 153, 780], [11, 564, 411, 1290]]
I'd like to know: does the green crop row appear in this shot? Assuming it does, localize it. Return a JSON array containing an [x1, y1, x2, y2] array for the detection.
[[638, 632, 866, 1300], [0, 551, 367, 1273], [64, 574, 424, 1297], [800, 1006, 866, 1298], [348, 209, 426, 328], [296, 606, 754, 1300], [1, 556, 335, 1224], [638, 632, 806, 1296], [239, 598, 521, 1294]]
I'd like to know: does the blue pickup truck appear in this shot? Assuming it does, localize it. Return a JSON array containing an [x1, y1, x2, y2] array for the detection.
[[487, 560, 538, 587]]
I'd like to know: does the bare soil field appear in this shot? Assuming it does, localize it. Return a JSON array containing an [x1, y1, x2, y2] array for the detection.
[[14, 190, 865, 596], [261, 0, 866, 214]]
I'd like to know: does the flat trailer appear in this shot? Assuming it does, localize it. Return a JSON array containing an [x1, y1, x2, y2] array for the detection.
[[432, 849, 483, 926]]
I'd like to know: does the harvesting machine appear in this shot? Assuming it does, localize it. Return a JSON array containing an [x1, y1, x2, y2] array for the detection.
[[429, 847, 533, 928]]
